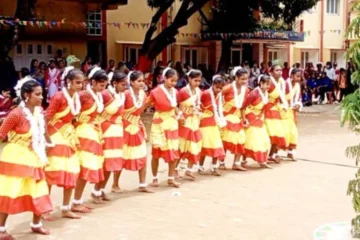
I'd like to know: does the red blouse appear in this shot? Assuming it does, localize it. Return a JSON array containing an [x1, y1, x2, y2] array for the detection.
[[45, 92, 74, 123], [148, 86, 178, 112], [0, 108, 31, 138]]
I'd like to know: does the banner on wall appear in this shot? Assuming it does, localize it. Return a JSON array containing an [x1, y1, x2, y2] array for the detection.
[[0, 16, 343, 41]]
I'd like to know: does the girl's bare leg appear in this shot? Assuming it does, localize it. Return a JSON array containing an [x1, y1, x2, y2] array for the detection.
[[198, 156, 206, 174], [112, 171, 124, 193], [30, 214, 50, 235], [168, 160, 181, 188], [150, 157, 160, 187], [42, 185, 54, 221], [61, 188, 81, 219], [71, 178, 92, 213], [0, 213, 13, 240], [232, 154, 247, 171], [99, 171, 111, 201], [211, 157, 221, 176], [287, 148, 297, 161], [269, 144, 281, 163], [185, 161, 196, 180], [138, 167, 154, 193], [174, 159, 181, 180]]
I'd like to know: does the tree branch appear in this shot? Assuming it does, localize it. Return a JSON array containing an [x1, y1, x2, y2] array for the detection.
[[198, 9, 210, 26], [142, 0, 175, 50]]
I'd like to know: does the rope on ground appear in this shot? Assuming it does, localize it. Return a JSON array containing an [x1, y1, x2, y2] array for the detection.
[[296, 158, 358, 169]]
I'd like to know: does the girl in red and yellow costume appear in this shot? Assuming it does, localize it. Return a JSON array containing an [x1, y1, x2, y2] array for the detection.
[[198, 75, 226, 176], [72, 67, 107, 212], [0, 79, 53, 239], [44, 67, 84, 220], [283, 68, 302, 161], [94, 71, 127, 196], [219, 67, 249, 171], [122, 71, 153, 193], [177, 69, 203, 180], [242, 75, 272, 169], [147, 67, 181, 188], [265, 64, 288, 163]]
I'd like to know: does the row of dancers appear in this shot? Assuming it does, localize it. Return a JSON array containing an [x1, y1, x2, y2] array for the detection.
[[0, 64, 301, 239]]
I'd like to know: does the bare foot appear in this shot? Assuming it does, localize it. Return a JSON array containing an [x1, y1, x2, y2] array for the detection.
[[71, 204, 92, 213], [139, 187, 155, 193], [219, 163, 226, 170], [241, 161, 249, 168], [287, 154, 297, 161], [91, 194, 105, 204], [185, 171, 196, 180], [42, 213, 55, 221], [211, 169, 222, 176], [101, 192, 111, 201], [175, 170, 182, 181], [232, 165, 247, 171], [167, 180, 181, 188], [61, 211, 81, 219], [198, 167, 207, 175], [0, 232, 14, 240], [31, 227, 50, 235], [111, 186, 126, 193], [268, 157, 281, 164], [260, 163, 273, 169], [150, 179, 159, 187]]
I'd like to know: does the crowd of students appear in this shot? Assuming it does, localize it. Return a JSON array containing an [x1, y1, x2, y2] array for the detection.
[[0, 60, 302, 239]]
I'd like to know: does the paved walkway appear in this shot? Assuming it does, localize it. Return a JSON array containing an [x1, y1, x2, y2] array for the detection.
[[4, 105, 356, 240]]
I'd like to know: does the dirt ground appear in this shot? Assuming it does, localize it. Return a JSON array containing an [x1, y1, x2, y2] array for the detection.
[[3, 105, 357, 240]]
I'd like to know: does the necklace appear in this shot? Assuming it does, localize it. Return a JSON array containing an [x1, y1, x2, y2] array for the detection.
[[21, 104, 47, 164], [232, 81, 245, 109], [209, 88, 227, 127], [129, 87, 145, 109], [185, 84, 201, 109], [270, 76, 288, 108], [86, 84, 104, 113], [160, 84, 177, 107], [108, 85, 125, 107], [256, 87, 269, 104], [62, 87, 81, 115]]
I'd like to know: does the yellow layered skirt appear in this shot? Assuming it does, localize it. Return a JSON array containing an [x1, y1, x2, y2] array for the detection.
[[0, 143, 52, 215]]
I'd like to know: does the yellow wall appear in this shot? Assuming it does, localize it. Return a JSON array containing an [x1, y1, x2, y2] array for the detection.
[[106, 0, 207, 63], [292, 0, 347, 67]]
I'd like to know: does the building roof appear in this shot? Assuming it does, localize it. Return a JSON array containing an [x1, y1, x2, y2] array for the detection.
[[57, 0, 127, 9]]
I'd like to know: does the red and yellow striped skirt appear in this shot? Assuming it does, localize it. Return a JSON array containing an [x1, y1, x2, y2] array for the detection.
[[101, 121, 124, 172], [151, 111, 180, 163], [76, 123, 104, 183], [45, 123, 80, 188], [179, 114, 202, 164], [0, 143, 52, 215]]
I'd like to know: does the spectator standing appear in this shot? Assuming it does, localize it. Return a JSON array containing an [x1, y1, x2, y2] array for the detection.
[[282, 62, 290, 80]]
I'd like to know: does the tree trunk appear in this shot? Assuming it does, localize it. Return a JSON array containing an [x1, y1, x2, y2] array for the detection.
[[217, 39, 233, 72], [0, 0, 36, 90], [138, 0, 210, 72]]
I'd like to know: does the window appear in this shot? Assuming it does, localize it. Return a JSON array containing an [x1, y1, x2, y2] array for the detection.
[[16, 44, 22, 54], [47, 45, 53, 55], [301, 52, 310, 68], [327, 0, 339, 14], [124, 46, 141, 64], [27, 44, 33, 54], [331, 52, 337, 63], [183, 48, 198, 68], [268, 51, 278, 63], [231, 48, 242, 66], [87, 11, 102, 36], [37, 44, 42, 54]]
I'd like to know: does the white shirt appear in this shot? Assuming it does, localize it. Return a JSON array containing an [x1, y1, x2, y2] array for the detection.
[[325, 68, 336, 80]]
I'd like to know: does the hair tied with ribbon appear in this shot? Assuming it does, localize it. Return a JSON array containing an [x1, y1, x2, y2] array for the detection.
[[61, 66, 75, 81], [232, 66, 242, 77], [108, 72, 114, 81], [88, 67, 101, 79], [212, 74, 221, 82], [162, 67, 172, 79]]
